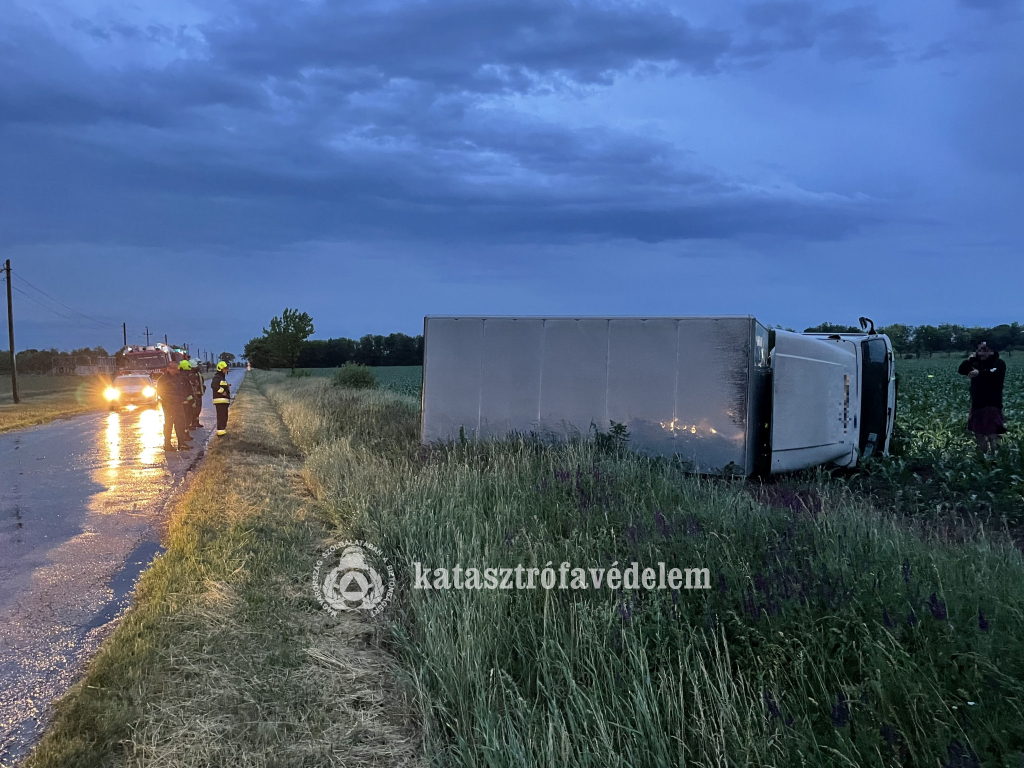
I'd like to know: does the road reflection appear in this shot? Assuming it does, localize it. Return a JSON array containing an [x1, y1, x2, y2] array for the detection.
[[91, 406, 172, 516], [0, 369, 243, 766]]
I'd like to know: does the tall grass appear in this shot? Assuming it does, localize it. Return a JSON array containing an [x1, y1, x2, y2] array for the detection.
[[258, 372, 1024, 768]]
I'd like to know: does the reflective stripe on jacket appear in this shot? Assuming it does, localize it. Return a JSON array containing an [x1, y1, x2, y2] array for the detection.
[[212, 371, 231, 404]]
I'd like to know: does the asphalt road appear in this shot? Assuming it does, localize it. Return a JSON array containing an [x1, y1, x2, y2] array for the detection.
[[0, 369, 245, 766]]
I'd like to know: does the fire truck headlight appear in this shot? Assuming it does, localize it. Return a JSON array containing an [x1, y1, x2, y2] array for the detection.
[[104, 387, 120, 401], [142, 386, 156, 398]]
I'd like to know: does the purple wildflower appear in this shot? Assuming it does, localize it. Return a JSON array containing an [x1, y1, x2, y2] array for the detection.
[[945, 740, 980, 768], [653, 509, 670, 538], [902, 558, 912, 584], [717, 573, 728, 594], [929, 592, 948, 621], [764, 691, 781, 719], [978, 610, 989, 632], [624, 524, 639, 546], [743, 588, 759, 620], [907, 610, 918, 627], [830, 694, 849, 728], [880, 723, 901, 745], [618, 602, 632, 622], [883, 608, 895, 629]]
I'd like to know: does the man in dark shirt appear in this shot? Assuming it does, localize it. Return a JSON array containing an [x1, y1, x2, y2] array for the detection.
[[958, 341, 1007, 454]]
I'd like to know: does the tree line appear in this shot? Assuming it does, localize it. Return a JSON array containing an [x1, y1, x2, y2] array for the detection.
[[243, 308, 424, 370], [0, 347, 110, 374], [804, 322, 1022, 357]]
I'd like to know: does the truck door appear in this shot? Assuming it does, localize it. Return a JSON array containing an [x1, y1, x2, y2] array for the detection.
[[859, 337, 892, 458], [770, 331, 856, 473]]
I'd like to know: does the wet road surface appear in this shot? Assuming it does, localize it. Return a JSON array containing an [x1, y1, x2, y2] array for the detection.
[[0, 370, 245, 766]]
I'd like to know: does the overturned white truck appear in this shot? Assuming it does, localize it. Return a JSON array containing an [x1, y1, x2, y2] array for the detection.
[[420, 316, 896, 476]]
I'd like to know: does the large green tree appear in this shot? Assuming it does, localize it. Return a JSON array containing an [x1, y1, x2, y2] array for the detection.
[[264, 308, 315, 372], [242, 336, 273, 370]]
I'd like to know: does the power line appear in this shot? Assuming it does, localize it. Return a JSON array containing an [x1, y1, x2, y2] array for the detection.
[[9, 284, 113, 332], [11, 269, 122, 329]]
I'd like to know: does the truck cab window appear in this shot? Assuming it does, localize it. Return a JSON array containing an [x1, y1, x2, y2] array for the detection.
[[859, 338, 889, 458]]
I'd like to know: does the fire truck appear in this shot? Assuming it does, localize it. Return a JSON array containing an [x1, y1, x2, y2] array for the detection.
[[116, 343, 186, 374]]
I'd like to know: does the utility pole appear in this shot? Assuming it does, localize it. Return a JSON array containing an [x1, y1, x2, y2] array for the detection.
[[144, 326, 151, 345], [123, 322, 127, 347], [164, 334, 168, 345], [4, 259, 18, 404]]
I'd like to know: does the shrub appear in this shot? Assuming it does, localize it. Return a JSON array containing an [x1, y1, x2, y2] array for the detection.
[[331, 363, 376, 390]]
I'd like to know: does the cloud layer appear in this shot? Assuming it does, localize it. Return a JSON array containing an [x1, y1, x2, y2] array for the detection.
[[1, 0, 942, 248]]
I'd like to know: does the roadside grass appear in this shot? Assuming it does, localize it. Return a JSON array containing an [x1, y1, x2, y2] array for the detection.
[[26, 375, 421, 768], [0, 375, 106, 433], [257, 372, 1024, 767]]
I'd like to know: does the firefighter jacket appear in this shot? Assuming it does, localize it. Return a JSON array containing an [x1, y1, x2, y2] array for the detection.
[[156, 372, 191, 408], [186, 369, 205, 400], [212, 371, 231, 404]]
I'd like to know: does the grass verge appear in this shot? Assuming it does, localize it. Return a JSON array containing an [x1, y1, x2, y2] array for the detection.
[[26, 374, 421, 767], [255, 372, 1024, 768], [0, 376, 105, 434]]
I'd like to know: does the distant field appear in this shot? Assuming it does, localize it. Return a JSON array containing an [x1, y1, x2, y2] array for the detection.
[[0, 374, 86, 404], [277, 365, 423, 398], [0, 375, 108, 433]]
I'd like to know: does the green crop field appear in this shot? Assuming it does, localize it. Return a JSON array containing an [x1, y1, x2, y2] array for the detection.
[[370, 365, 422, 398], [856, 355, 1023, 530], [278, 365, 423, 398]]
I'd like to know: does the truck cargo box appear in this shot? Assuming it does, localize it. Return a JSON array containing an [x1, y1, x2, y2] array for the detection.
[[421, 315, 878, 476], [422, 316, 775, 474]]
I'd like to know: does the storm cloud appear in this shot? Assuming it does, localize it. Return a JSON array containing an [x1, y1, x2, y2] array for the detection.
[[0, 0, 1021, 351], [0, 0, 907, 249]]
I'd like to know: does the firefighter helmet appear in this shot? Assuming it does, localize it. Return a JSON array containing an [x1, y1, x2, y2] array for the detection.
[[216, 361, 228, 371], [178, 360, 191, 370]]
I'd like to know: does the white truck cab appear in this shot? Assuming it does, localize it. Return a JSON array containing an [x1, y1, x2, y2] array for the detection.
[[770, 322, 895, 473]]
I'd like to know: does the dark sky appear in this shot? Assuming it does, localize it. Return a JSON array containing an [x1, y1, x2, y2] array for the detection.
[[2, 0, 1022, 356]]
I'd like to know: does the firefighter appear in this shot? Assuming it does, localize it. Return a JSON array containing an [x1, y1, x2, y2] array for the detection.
[[212, 360, 232, 435], [157, 361, 193, 451], [182, 358, 205, 430]]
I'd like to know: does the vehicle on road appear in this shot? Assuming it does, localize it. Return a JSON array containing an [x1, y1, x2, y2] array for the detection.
[[420, 315, 896, 476], [104, 373, 159, 411], [117, 343, 186, 375]]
